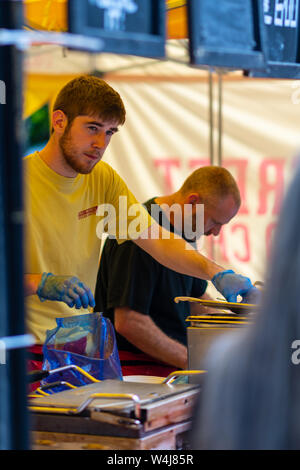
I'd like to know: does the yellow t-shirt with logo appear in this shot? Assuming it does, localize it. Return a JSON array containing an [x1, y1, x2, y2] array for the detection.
[[24, 152, 152, 344]]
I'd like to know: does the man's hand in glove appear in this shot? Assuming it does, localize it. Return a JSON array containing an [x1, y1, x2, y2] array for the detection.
[[37, 273, 95, 309], [211, 269, 260, 304], [241, 285, 261, 305]]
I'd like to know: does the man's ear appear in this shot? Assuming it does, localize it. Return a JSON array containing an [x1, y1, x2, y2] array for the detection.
[[52, 110, 68, 135], [186, 193, 202, 205]]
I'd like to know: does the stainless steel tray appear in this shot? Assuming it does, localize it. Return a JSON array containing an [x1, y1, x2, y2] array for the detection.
[[29, 373, 205, 438], [30, 379, 198, 413]]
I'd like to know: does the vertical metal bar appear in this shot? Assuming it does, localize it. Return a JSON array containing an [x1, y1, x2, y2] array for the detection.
[[0, 0, 28, 450], [208, 69, 214, 165], [208, 69, 215, 260], [217, 71, 223, 167]]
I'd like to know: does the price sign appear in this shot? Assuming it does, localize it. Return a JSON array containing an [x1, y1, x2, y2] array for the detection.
[[187, 0, 266, 71], [264, 0, 299, 61], [251, 0, 300, 77], [68, 0, 165, 58]]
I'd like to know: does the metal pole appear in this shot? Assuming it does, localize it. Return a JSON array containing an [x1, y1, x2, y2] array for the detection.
[[217, 71, 223, 167], [208, 69, 214, 165], [208, 69, 215, 260]]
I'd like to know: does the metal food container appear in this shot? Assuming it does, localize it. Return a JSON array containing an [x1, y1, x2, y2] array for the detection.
[[173, 296, 257, 382], [186, 313, 253, 382]]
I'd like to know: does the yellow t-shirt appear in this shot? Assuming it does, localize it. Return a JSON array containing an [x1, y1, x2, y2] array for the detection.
[[24, 152, 152, 344]]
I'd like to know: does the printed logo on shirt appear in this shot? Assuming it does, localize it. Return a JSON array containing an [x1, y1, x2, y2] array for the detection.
[[78, 206, 98, 220]]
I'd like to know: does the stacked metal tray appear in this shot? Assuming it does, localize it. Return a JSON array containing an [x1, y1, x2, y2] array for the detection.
[[29, 373, 205, 449]]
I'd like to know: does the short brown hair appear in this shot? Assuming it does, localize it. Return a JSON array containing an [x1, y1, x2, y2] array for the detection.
[[180, 166, 241, 207], [53, 75, 126, 126]]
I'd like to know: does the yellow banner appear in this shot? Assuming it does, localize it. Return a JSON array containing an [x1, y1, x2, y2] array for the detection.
[[24, 0, 67, 31]]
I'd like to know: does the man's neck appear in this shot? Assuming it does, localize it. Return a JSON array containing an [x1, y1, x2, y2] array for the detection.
[[155, 194, 180, 227], [38, 138, 77, 178]]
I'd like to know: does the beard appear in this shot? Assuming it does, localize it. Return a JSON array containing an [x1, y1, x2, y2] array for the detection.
[[59, 127, 99, 175]]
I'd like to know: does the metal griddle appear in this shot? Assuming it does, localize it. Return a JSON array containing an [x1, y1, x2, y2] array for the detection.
[[29, 375, 203, 440]]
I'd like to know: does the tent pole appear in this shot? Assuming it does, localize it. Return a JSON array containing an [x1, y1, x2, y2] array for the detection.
[[208, 69, 216, 260], [208, 69, 214, 165], [217, 70, 223, 167]]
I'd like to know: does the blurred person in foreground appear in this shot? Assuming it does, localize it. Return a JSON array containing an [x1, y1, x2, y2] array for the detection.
[[191, 164, 300, 450]]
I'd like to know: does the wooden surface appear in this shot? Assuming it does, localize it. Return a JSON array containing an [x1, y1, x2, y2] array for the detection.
[[31, 421, 191, 450]]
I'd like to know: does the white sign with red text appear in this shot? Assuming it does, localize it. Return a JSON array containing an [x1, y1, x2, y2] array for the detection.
[[102, 77, 300, 286]]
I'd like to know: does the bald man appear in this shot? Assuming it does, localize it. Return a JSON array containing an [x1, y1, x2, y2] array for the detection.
[[94, 166, 251, 377]]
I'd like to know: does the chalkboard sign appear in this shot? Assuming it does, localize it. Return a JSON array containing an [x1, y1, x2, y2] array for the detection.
[[251, 0, 300, 78], [187, 0, 266, 71], [68, 0, 165, 58]]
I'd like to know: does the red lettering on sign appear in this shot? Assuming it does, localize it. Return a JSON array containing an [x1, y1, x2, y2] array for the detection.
[[153, 158, 181, 193], [224, 159, 249, 215], [189, 159, 210, 169], [257, 159, 285, 215], [231, 223, 250, 262]]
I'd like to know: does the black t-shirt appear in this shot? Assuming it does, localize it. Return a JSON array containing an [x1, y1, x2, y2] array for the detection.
[[94, 198, 208, 353]]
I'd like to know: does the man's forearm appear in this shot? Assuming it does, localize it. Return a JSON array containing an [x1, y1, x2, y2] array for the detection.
[[134, 224, 223, 281], [133, 223, 258, 303], [115, 307, 188, 370], [24, 274, 42, 296]]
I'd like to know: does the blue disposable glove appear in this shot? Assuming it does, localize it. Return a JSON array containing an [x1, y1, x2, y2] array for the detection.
[[211, 269, 258, 304], [37, 273, 95, 309]]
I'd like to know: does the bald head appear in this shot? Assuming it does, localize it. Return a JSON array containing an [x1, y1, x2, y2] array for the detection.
[[175, 166, 241, 238], [179, 166, 241, 208], [156, 166, 241, 241]]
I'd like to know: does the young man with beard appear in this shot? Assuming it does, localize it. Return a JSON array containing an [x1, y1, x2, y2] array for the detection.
[[24, 75, 259, 366]]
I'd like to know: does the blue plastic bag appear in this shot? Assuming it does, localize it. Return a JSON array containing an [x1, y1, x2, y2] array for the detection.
[[42, 312, 122, 390]]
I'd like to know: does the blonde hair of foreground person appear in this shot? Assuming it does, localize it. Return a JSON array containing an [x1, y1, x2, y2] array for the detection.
[[191, 162, 300, 450]]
